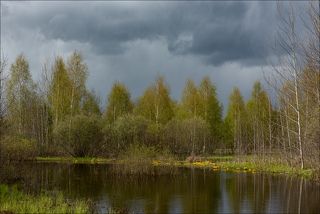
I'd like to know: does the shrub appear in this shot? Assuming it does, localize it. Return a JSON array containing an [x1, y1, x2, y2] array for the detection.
[[110, 143, 177, 176], [145, 122, 164, 147], [122, 143, 157, 161], [121, 143, 175, 162], [103, 115, 149, 155], [163, 117, 211, 156], [53, 114, 103, 157], [117, 143, 157, 175], [0, 136, 37, 161]]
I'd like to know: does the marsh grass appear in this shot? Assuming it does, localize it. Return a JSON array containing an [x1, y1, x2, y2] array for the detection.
[[36, 156, 115, 164], [35, 154, 315, 179], [181, 155, 314, 178], [206, 155, 234, 162], [0, 184, 91, 214], [108, 144, 178, 177]]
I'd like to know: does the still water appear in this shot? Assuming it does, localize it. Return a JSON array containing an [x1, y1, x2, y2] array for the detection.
[[1, 163, 319, 213]]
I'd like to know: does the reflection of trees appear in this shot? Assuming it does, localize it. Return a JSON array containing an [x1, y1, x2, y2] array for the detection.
[[103, 167, 221, 213], [276, 176, 320, 214], [223, 172, 268, 213], [1, 164, 320, 213], [180, 168, 221, 213], [224, 172, 320, 214], [248, 173, 270, 213]]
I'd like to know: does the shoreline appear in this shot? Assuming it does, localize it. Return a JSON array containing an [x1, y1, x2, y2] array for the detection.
[[34, 156, 316, 180]]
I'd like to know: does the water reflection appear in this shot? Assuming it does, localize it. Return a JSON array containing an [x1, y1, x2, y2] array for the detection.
[[1, 163, 319, 213]]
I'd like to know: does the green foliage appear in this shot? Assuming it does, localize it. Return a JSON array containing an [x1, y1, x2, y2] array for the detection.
[[163, 117, 211, 156], [181, 77, 222, 143], [82, 90, 101, 116], [174, 104, 193, 120], [49, 57, 73, 126], [113, 143, 177, 176], [135, 76, 174, 124], [3, 50, 319, 172], [122, 143, 158, 161], [225, 87, 247, 151], [0, 136, 37, 161], [6, 54, 37, 138], [105, 82, 133, 123], [53, 114, 103, 157], [66, 51, 88, 116], [178, 77, 222, 152], [103, 114, 149, 155], [145, 121, 164, 147], [182, 79, 200, 117], [0, 184, 90, 213], [198, 76, 223, 140], [163, 119, 186, 155], [120, 143, 176, 166], [246, 81, 270, 153]]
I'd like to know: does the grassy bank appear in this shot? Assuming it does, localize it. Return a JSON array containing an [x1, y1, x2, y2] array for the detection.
[[35, 155, 315, 179], [0, 184, 90, 213], [169, 159, 314, 178], [36, 156, 115, 164]]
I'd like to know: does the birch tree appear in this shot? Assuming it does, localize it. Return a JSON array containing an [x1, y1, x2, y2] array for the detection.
[[198, 76, 223, 151], [49, 57, 72, 127], [66, 51, 88, 117], [247, 82, 269, 157], [6, 54, 37, 138], [0, 56, 7, 161], [225, 87, 246, 154], [105, 82, 133, 123], [182, 79, 201, 117], [135, 76, 174, 125], [82, 90, 101, 116]]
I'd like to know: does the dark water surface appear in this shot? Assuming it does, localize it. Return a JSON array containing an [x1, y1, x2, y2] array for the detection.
[[1, 162, 319, 213]]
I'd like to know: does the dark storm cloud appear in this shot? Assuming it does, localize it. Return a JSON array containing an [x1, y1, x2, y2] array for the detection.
[[1, 1, 309, 110], [167, 2, 276, 66], [2, 1, 279, 66]]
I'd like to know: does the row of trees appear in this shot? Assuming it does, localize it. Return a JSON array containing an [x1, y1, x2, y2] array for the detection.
[[269, 3, 319, 169], [0, 47, 318, 168], [0, 52, 224, 157], [0, 3, 318, 170], [225, 3, 320, 169]]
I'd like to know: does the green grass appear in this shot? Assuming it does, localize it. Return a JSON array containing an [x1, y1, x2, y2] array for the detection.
[[153, 156, 314, 179], [206, 155, 234, 162], [36, 156, 115, 164], [0, 184, 90, 214], [35, 155, 315, 179], [214, 161, 313, 178]]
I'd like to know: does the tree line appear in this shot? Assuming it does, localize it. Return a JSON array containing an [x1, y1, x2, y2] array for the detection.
[[0, 3, 318, 170]]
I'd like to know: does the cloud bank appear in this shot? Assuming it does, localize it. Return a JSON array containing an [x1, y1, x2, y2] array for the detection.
[[1, 1, 308, 110]]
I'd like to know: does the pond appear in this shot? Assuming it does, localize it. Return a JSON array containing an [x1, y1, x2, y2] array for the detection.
[[0, 162, 319, 213]]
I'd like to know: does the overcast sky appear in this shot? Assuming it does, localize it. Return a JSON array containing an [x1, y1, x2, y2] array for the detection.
[[1, 1, 309, 111]]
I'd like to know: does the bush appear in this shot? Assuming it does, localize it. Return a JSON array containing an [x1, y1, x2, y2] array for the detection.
[[111, 143, 176, 176], [163, 117, 211, 156], [122, 143, 157, 161], [145, 122, 164, 147], [121, 143, 175, 162], [103, 115, 149, 155], [53, 115, 103, 157], [0, 136, 37, 161]]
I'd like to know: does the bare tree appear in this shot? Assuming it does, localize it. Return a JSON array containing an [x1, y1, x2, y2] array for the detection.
[[36, 60, 53, 154], [0, 56, 7, 161], [265, 2, 319, 169]]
